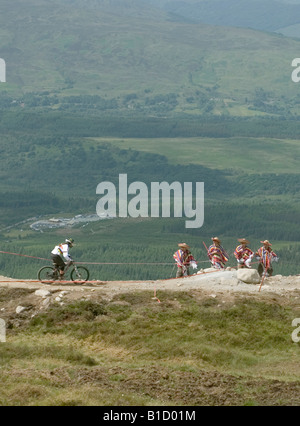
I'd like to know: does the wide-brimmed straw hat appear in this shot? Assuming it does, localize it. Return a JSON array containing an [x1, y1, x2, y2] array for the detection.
[[260, 240, 272, 246], [212, 237, 221, 243], [178, 243, 190, 249], [238, 238, 249, 245]]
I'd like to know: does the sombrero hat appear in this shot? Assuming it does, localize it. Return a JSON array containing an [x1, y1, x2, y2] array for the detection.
[[260, 240, 272, 246], [238, 238, 250, 244], [178, 243, 190, 249], [212, 237, 221, 243]]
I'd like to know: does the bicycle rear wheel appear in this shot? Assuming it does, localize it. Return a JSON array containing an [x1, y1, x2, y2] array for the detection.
[[38, 266, 57, 283], [70, 266, 89, 282]]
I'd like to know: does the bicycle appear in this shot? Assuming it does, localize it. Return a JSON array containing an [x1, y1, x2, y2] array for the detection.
[[37, 262, 90, 283]]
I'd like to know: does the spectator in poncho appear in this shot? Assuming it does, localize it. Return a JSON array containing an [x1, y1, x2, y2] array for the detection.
[[255, 240, 278, 277], [234, 238, 254, 269], [207, 237, 229, 270], [173, 243, 197, 278]]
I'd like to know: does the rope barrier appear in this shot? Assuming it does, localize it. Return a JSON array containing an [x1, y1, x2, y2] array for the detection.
[[0, 250, 49, 261], [76, 260, 212, 265], [0, 249, 298, 295], [0, 249, 297, 270], [0, 250, 211, 266]]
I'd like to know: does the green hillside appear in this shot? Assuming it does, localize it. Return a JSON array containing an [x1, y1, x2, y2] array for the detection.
[[1, 0, 300, 116]]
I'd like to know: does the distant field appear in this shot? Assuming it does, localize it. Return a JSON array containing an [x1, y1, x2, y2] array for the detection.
[[88, 137, 300, 174]]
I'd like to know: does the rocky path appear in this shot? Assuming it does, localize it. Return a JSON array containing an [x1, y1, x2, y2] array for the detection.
[[1, 269, 299, 299]]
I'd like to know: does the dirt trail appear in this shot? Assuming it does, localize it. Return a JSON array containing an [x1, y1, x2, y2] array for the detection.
[[1, 269, 299, 299]]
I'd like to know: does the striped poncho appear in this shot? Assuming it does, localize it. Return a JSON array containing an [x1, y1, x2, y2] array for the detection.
[[173, 249, 195, 268], [207, 244, 228, 269], [255, 247, 277, 268], [234, 245, 253, 261]]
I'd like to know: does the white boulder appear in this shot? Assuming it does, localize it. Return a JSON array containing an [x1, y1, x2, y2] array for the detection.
[[35, 289, 52, 298], [16, 306, 27, 314], [237, 268, 261, 284]]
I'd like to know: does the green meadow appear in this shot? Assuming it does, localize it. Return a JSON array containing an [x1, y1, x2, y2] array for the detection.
[[88, 136, 300, 174]]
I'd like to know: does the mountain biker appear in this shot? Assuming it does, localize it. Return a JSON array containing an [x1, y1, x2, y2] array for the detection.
[[51, 238, 74, 278]]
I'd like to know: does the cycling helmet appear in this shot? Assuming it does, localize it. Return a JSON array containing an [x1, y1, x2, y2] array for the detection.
[[65, 238, 74, 246]]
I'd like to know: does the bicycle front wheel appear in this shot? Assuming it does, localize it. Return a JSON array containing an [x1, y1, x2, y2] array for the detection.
[[70, 266, 90, 282], [38, 266, 57, 283]]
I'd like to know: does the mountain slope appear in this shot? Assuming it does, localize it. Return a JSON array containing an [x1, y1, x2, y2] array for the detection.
[[0, 0, 300, 116]]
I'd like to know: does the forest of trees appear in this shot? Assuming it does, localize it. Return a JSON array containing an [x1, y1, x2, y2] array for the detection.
[[2, 109, 300, 139], [0, 108, 299, 279]]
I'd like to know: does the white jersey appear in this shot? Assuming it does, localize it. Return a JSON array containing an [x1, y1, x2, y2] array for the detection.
[[51, 243, 72, 261]]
